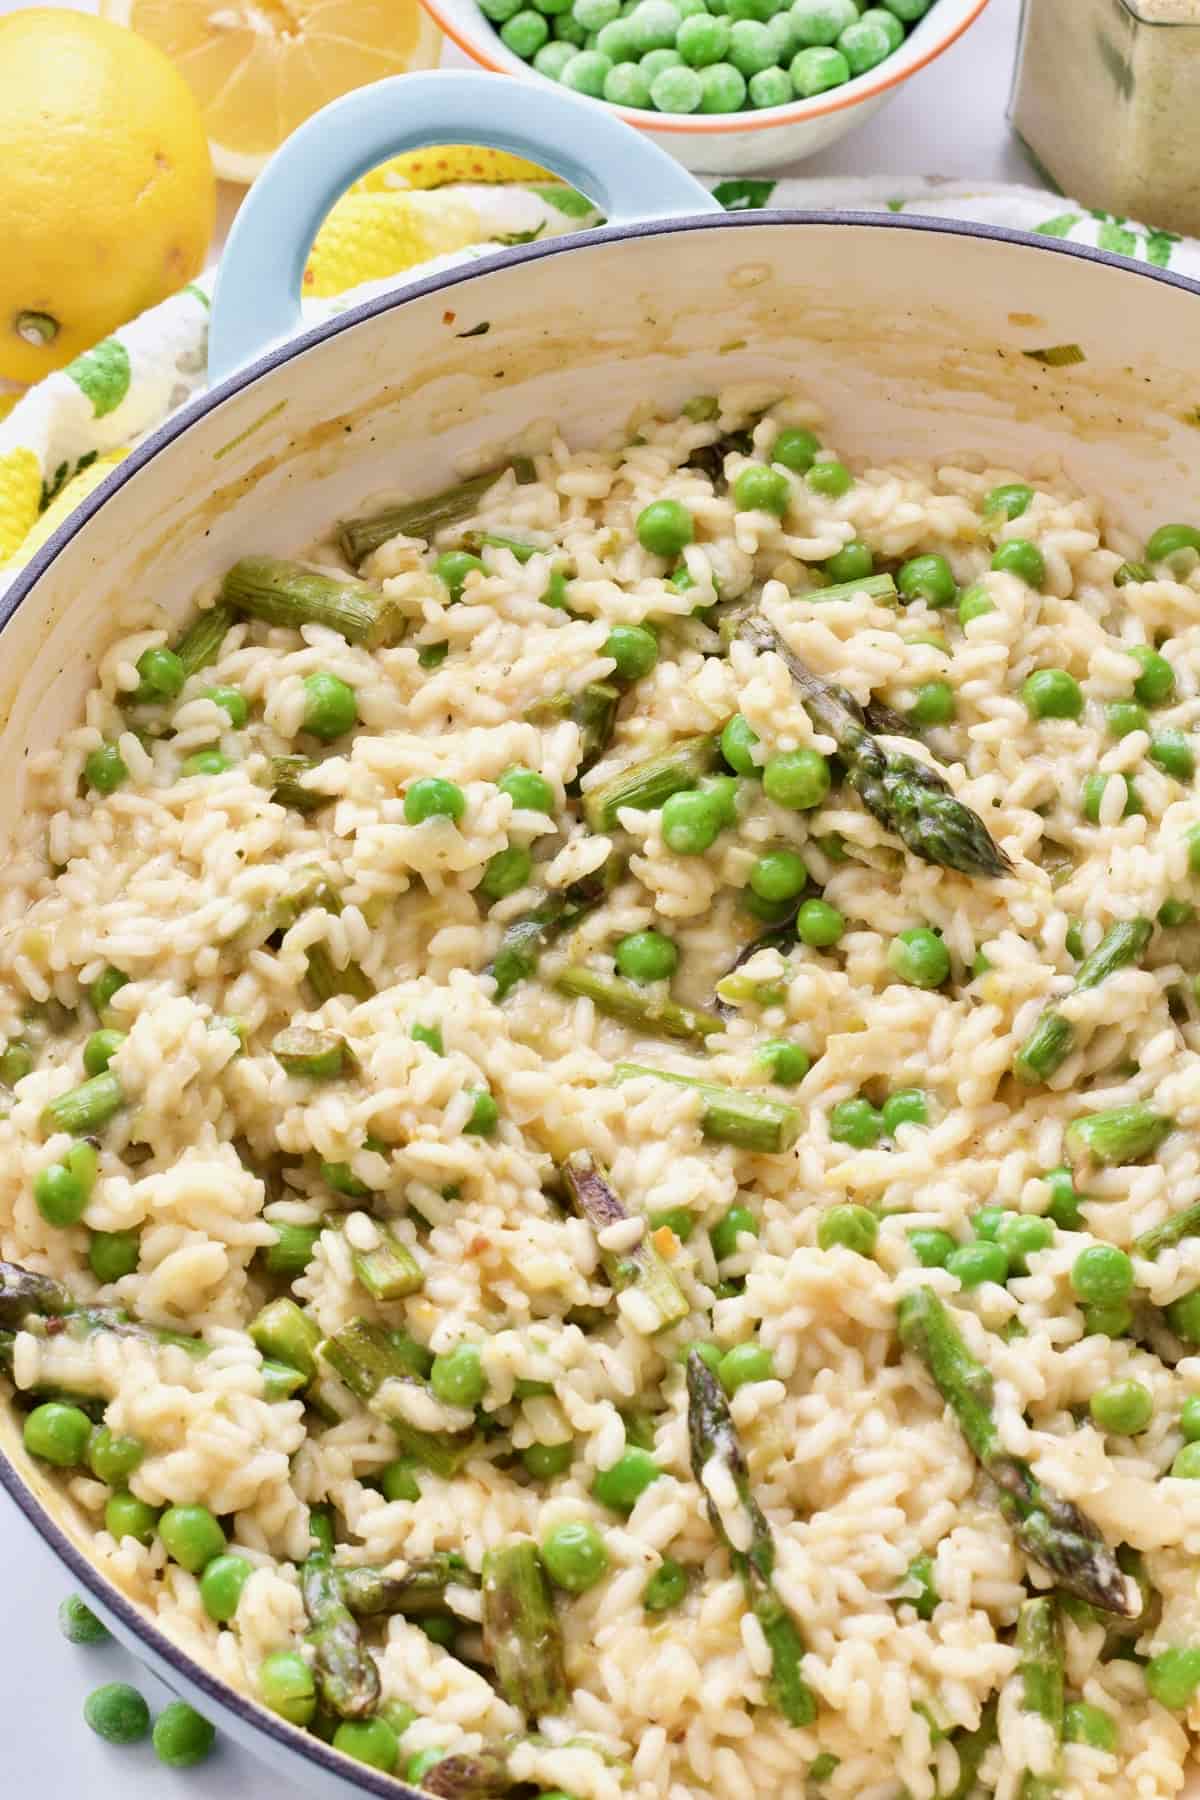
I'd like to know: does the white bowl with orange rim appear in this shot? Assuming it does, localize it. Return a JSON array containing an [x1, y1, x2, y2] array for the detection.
[[418, 0, 991, 173]]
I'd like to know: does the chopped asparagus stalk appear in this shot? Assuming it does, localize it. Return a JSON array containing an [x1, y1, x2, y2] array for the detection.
[[127, 604, 236, 704], [1065, 1105, 1174, 1169], [686, 1350, 816, 1726], [40, 1070, 124, 1137], [265, 867, 341, 938], [0, 1265, 207, 1365], [250, 1297, 322, 1382], [301, 1549, 381, 1719], [806, 573, 898, 605], [461, 531, 541, 564], [272, 1028, 349, 1079], [339, 1554, 476, 1618], [261, 1359, 308, 1401], [318, 1319, 477, 1476], [582, 734, 721, 833], [712, 912, 801, 1018], [267, 755, 327, 814], [1134, 1200, 1200, 1260], [350, 1227, 423, 1302], [938, 1700, 998, 1800], [0, 1259, 71, 1326], [305, 945, 374, 1005], [714, 970, 790, 1011], [487, 855, 621, 1001], [1015, 1598, 1063, 1800], [613, 1062, 801, 1154], [526, 683, 621, 779], [423, 1751, 514, 1799], [560, 1151, 689, 1331], [552, 966, 723, 1045], [897, 1287, 1133, 1614], [261, 1222, 321, 1280], [481, 1541, 567, 1718], [737, 616, 1010, 879], [221, 557, 405, 649], [1014, 918, 1152, 1084], [338, 468, 514, 566]]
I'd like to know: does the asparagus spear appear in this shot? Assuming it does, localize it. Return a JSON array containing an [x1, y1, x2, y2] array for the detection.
[[318, 1319, 477, 1476], [808, 573, 898, 605], [712, 912, 800, 1019], [272, 1028, 349, 1079], [267, 754, 327, 814], [938, 1700, 998, 1800], [1134, 1200, 1200, 1260], [305, 945, 374, 1005], [581, 734, 721, 833], [552, 966, 723, 1045], [127, 605, 237, 704], [685, 1350, 816, 1726], [526, 683, 621, 779], [1015, 1598, 1064, 1800], [560, 1151, 689, 1331], [0, 1260, 71, 1326], [338, 467, 521, 566], [221, 557, 405, 650], [301, 1549, 381, 1719], [348, 1227, 423, 1302], [896, 1287, 1133, 1614], [338, 1554, 476, 1618], [736, 617, 1010, 878], [480, 1540, 567, 1717], [1013, 918, 1153, 1084], [613, 1062, 801, 1154], [40, 1071, 124, 1137], [1064, 1105, 1174, 1169], [487, 856, 621, 1001], [424, 1752, 513, 1799]]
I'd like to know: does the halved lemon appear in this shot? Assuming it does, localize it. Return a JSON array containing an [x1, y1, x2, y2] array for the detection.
[[101, 0, 443, 186]]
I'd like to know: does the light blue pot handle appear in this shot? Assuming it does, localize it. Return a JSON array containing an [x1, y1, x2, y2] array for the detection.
[[208, 69, 717, 385]]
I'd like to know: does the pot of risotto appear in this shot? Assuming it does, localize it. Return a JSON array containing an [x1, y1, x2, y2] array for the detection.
[[4, 65, 1200, 1800]]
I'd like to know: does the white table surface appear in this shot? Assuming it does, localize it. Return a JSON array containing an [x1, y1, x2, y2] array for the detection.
[[0, 0, 1030, 1792]]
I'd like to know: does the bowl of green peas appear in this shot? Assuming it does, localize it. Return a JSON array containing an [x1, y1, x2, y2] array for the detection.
[[421, 0, 989, 171]]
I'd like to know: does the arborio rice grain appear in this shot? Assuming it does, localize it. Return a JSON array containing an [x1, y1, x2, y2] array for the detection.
[[3, 386, 1200, 1799]]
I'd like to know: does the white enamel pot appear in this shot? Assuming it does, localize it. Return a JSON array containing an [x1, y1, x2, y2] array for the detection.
[[2, 67, 1200, 1800]]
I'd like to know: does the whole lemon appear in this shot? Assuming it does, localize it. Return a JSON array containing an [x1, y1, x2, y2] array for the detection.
[[0, 9, 215, 385]]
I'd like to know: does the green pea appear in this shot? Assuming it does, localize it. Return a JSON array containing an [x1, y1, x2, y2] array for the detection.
[[887, 927, 949, 989], [522, 1440, 574, 1480], [605, 624, 659, 683], [182, 748, 230, 776], [755, 1040, 809, 1085], [908, 680, 956, 727], [1151, 730, 1195, 780], [1044, 1166, 1084, 1230], [882, 1088, 928, 1132], [762, 748, 830, 810], [153, 1701, 217, 1769], [901, 1553, 938, 1621], [650, 1206, 694, 1241], [379, 1457, 423, 1502], [418, 641, 448, 668], [643, 1557, 688, 1611], [59, 1592, 111, 1646], [972, 1206, 1008, 1241], [479, 844, 533, 902], [600, 53, 650, 99], [576, 0, 620, 25], [861, 6, 903, 48], [790, 44, 850, 94], [996, 1212, 1054, 1274], [817, 1203, 878, 1255], [34, 1161, 87, 1228], [946, 1241, 1009, 1287], [84, 744, 128, 794], [1022, 668, 1083, 720], [796, 897, 844, 947], [809, 1753, 841, 1783], [480, 0, 523, 19], [1089, 1380, 1153, 1436], [991, 538, 1045, 586], [732, 463, 791, 515], [697, 58, 747, 107], [333, 1717, 398, 1773], [412, 1022, 444, 1056], [1180, 1395, 1200, 1442], [498, 766, 555, 814], [1106, 701, 1149, 739], [259, 1649, 317, 1726], [1159, 898, 1195, 927], [1071, 1243, 1133, 1305], [749, 847, 807, 902], [464, 1088, 499, 1136], [1127, 644, 1176, 706], [105, 1491, 159, 1545], [405, 777, 466, 824], [897, 552, 956, 608], [1083, 1300, 1133, 1338], [200, 1553, 254, 1623], [983, 482, 1033, 520], [1148, 1646, 1200, 1711], [24, 1402, 93, 1467], [1145, 522, 1200, 571], [908, 1228, 956, 1269], [1063, 1702, 1117, 1752], [741, 888, 798, 923], [132, 645, 185, 704], [159, 1504, 226, 1574], [1176, 1444, 1200, 1482], [0, 1038, 33, 1086], [637, 498, 694, 557], [838, 15, 889, 70], [700, 773, 739, 828], [677, 10, 730, 61], [805, 458, 852, 497], [1065, 921, 1086, 959], [431, 1342, 486, 1407], [710, 1203, 759, 1260], [728, 18, 777, 74], [748, 65, 793, 104], [720, 712, 761, 776], [87, 1426, 144, 1486], [592, 1447, 661, 1511], [718, 1341, 775, 1391], [89, 965, 129, 1019], [772, 427, 821, 472], [83, 1027, 126, 1076], [202, 685, 248, 728], [828, 1097, 883, 1148], [1081, 772, 1141, 822], [824, 540, 874, 583], [957, 582, 995, 625], [541, 1519, 610, 1591], [1187, 824, 1200, 874], [660, 787, 724, 854], [433, 549, 485, 601], [640, 46, 684, 78], [614, 929, 678, 982], [84, 1682, 150, 1745], [301, 671, 357, 742]]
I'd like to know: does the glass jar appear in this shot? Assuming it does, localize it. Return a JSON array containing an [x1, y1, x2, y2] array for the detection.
[[1010, 0, 1200, 237]]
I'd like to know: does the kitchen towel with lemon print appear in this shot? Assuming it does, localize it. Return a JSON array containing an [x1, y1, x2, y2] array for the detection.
[[4, 160, 1199, 588]]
